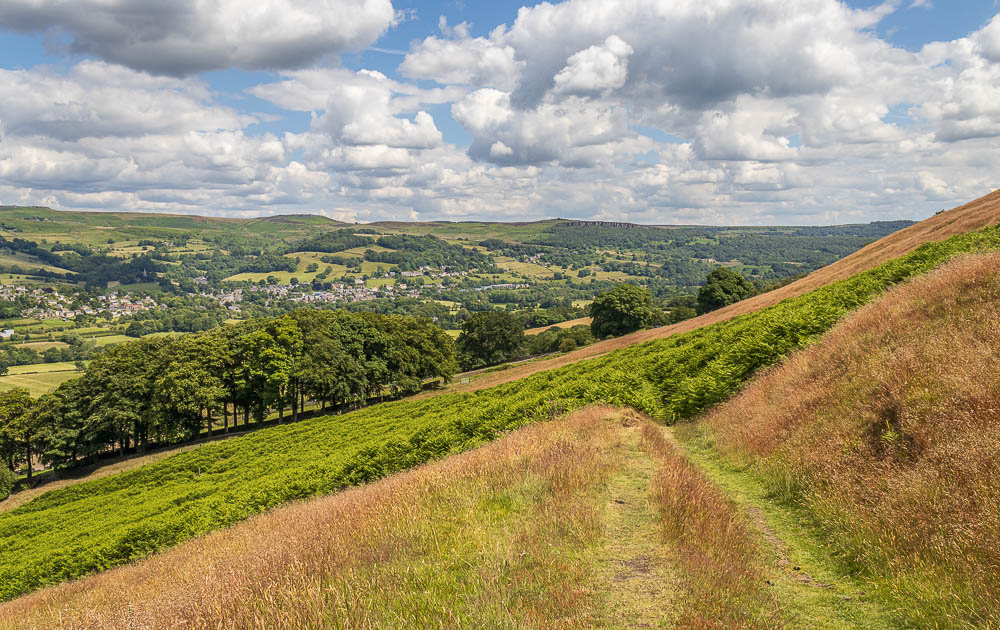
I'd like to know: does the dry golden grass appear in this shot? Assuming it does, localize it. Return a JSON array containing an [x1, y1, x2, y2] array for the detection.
[[524, 317, 593, 336], [639, 421, 782, 630], [447, 188, 1000, 394], [697, 251, 1000, 628], [1, 404, 791, 629], [0, 406, 624, 630]]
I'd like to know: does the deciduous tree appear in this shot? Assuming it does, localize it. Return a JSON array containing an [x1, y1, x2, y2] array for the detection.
[[589, 283, 664, 338], [696, 267, 757, 314], [0, 389, 37, 479], [456, 311, 525, 370]]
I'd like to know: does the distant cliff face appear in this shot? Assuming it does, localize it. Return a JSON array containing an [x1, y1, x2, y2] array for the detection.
[[557, 220, 641, 229]]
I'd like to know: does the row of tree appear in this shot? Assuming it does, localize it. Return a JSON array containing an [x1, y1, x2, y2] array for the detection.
[[0, 310, 457, 479]]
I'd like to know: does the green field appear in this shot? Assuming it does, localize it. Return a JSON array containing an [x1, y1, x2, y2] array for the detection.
[[90, 334, 131, 347], [0, 252, 72, 274], [495, 258, 553, 278], [339, 245, 394, 256], [12, 341, 69, 352], [0, 362, 82, 396], [105, 245, 152, 258], [2, 223, 998, 602], [224, 257, 397, 284], [3, 319, 79, 339], [6, 362, 81, 375], [0, 207, 345, 247]]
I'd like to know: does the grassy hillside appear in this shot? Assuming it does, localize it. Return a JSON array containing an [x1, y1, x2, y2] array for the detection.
[[0, 407, 807, 629], [0, 206, 343, 246], [446, 189, 1000, 394], [9, 252, 996, 628], [689, 252, 1000, 628], [3, 220, 1000, 601]]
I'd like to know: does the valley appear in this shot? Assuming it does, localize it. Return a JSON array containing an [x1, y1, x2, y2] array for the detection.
[[0, 191, 998, 628]]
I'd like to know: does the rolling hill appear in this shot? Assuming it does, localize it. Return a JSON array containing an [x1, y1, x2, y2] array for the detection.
[[451, 189, 1000, 393], [0, 193, 997, 605], [0, 206, 344, 246], [686, 251, 1000, 627], [5, 249, 998, 628], [0, 190, 998, 628]]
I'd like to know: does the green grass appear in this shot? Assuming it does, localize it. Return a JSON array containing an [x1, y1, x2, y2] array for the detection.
[[495, 258, 552, 278], [90, 334, 130, 347], [6, 362, 81, 375], [672, 428, 899, 629], [11, 341, 69, 351], [104, 245, 151, 258], [224, 255, 395, 284], [141, 331, 184, 339], [0, 252, 72, 274], [340, 245, 393, 256], [282, 251, 345, 273], [3, 223, 1000, 601], [71, 326, 117, 335], [222, 270, 298, 283], [0, 363, 82, 396], [0, 391, 523, 599], [3, 319, 70, 334]]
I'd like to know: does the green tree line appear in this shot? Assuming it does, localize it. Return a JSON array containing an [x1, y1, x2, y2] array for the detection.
[[0, 310, 456, 478]]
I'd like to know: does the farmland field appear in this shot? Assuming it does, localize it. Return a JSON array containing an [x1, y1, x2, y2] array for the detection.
[[495, 257, 554, 278], [12, 341, 69, 352], [0, 252, 72, 274], [0, 362, 82, 396]]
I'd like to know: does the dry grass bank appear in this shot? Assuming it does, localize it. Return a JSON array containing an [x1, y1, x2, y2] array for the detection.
[[525, 317, 592, 335], [0, 406, 623, 630], [695, 252, 1000, 628], [448, 188, 1000, 394]]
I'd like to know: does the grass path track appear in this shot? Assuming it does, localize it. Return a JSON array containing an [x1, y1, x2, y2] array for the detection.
[[591, 421, 679, 628], [670, 427, 902, 630]]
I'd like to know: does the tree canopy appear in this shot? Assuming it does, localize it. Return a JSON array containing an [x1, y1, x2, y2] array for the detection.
[[696, 267, 758, 314], [0, 310, 457, 477], [589, 283, 664, 338], [455, 311, 525, 370]]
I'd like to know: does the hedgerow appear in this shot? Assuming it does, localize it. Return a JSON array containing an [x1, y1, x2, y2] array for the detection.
[[1, 223, 999, 601]]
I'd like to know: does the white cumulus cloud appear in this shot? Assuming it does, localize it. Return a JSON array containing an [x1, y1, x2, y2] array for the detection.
[[553, 35, 633, 96], [0, 0, 396, 75]]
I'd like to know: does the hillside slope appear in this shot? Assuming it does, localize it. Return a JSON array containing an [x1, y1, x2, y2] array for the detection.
[[690, 252, 1000, 628], [4, 218, 1000, 602], [1, 406, 896, 629], [17, 248, 999, 627], [453, 188, 1000, 393]]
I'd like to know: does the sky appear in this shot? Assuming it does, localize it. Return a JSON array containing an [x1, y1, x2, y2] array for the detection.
[[0, 1, 998, 225]]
